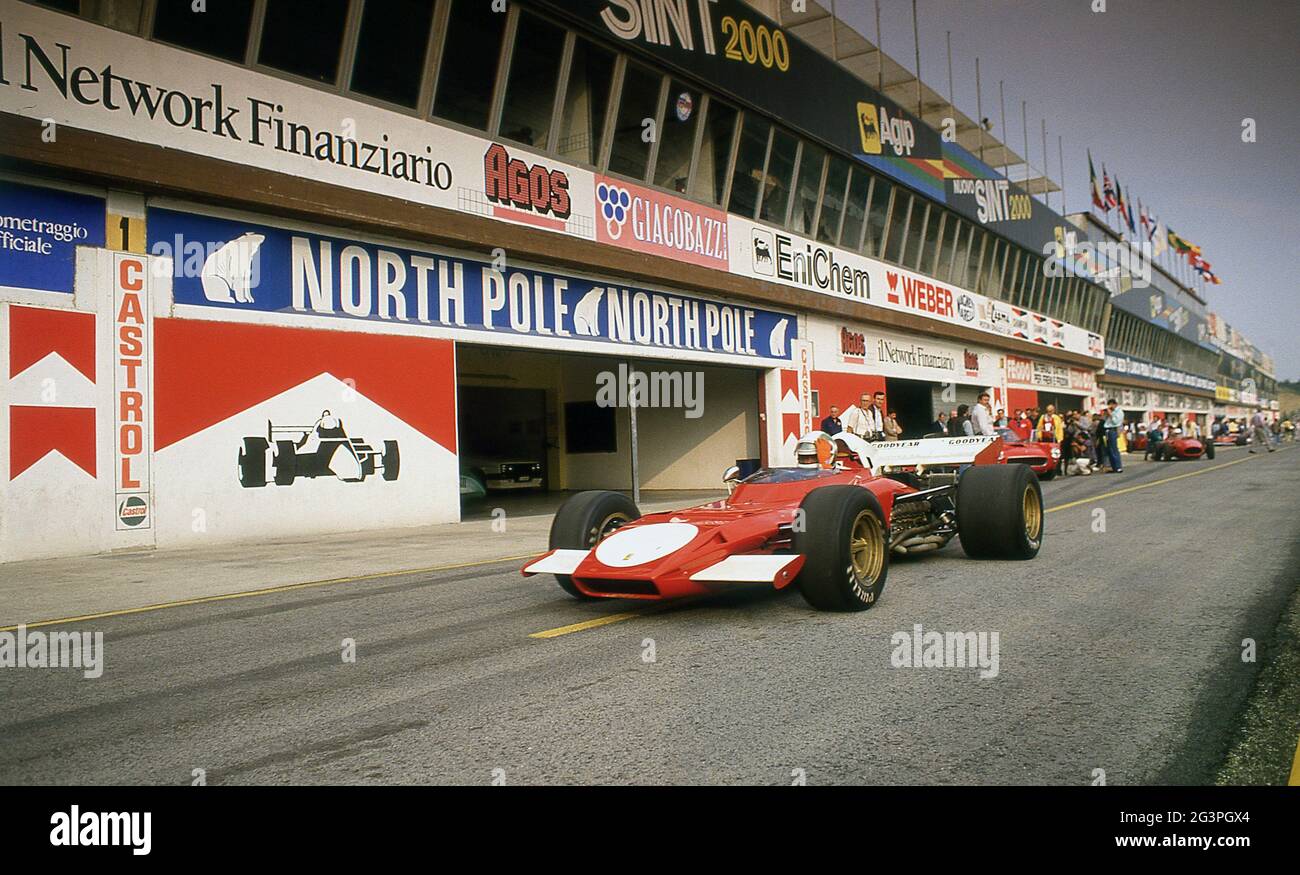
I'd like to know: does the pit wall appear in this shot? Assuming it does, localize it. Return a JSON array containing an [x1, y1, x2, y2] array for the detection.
[[0, 177, 797, 562], [1, 248, 460, 563]]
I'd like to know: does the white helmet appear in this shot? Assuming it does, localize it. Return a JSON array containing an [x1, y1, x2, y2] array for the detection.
[[795, 431, 835, 468]]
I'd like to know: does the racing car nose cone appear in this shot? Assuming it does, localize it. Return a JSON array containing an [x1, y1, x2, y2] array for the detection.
[[594, 523, 699, 568]]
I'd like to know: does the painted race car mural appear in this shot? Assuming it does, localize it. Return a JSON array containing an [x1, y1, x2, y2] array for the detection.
[[238, 410, 400, 488]]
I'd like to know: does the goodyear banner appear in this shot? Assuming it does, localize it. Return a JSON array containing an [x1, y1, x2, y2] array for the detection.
[[147, 208, 796, 362]]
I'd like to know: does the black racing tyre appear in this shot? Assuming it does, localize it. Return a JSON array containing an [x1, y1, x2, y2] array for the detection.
[[273, 440, 297, 486], [793, 486, 888, 612], [548, 491, 641, 599], [382, 440, 400, 481], [956, 464, 1043, 560], [1204, 440, 1215, 460], [238, 437, 268, 488]]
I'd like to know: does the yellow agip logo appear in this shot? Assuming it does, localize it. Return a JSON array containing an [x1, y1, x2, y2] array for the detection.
[[857, 102, 882, 154]]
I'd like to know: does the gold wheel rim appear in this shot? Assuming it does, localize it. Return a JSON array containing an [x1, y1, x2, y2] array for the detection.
[[590, 512, 630, 546], [850, 510, 884, 584], [1022, 486, 1042, 542]]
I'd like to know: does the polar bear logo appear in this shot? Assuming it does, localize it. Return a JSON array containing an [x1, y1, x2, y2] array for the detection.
[[201, 233, 265, 304], [769, 318, 789, 358], [573, 287, 604, 337]]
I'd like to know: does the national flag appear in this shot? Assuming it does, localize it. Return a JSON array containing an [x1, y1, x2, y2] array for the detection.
[[1089, 150, 1106, 210], [1168, 228, 1193, 255], [1114, 177, 1129, 234], [1102, 166, 1117, 209], [1152, 217, 1167, 255], [1124, 195, 1137, 235], [1139, 201, 1153, 235]]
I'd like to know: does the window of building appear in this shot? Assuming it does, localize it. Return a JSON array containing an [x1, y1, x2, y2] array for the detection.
[[653, 81, 702, 193], [43, 0, 144, 31], [433, 0, 508, 130], [920, 207, 944, 274], [838, 168, 871, 251], [966, 228, 987, 291], [152, 0, 254, 62], [790, 143, 826, 236], [727, 113, 771, 219], [977, 238, 1001, 296], [882, 191, 911, 264], [935, 213, 959, 282], [349, 0, 435, 107], [863, 176, 892, 257], [948, 220, 971, 286], [689, 98, 738, 205], [258, 0, 350, 83], [902, 201, 928, 269], [758, 127, 798, 226], [1002, 248, 1021, 301], [1019, 252, 1037, 307], [556, 37, 615, 166], [816, 157, 850, 245], [608, 61, 663, 180], [498, 11, 567, 147]]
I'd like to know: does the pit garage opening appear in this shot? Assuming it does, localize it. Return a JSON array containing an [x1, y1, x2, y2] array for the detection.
[[455, 345, 763, 515]]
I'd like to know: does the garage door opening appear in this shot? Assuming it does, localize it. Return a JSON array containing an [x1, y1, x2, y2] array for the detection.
[[885, 377, 937, 439], [456, 344, 763, 515]]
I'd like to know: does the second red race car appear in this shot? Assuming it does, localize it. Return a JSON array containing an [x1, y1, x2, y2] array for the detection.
[[1152, 432, 1210, 461], [996, 426, 1060, 480], [523, 432, 1043, 612]]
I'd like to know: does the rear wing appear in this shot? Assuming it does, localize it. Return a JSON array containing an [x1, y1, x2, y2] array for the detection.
[[831, 432, 1003, 473]]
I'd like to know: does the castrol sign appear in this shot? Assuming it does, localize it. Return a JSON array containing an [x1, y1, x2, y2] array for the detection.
[[113, 252, 152, 529]]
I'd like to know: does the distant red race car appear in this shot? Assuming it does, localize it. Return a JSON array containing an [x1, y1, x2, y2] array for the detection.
[[996, 426, 1060, 480], [1153, 434, 1211, 461], [523, 433, 1043, 612]]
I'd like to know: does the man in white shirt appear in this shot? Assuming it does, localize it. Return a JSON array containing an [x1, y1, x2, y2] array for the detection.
[[970, 392, 996, 436], [842, 391, 885, 441]]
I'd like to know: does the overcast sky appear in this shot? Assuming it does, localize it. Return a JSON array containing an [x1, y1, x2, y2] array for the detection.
[[837, 0, 1299, 379]]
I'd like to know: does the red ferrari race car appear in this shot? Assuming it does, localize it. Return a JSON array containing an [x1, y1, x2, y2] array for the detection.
[[995, 426, 1060, 480], [522, 433, 1043, 612], [1152, 433, 1211, 461]]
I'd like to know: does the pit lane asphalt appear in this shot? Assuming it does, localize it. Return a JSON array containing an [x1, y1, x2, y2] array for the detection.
[[2, 445, 1296, 785]]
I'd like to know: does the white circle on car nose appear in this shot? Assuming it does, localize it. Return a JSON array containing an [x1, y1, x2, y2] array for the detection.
[[594, 523, 698, 568]]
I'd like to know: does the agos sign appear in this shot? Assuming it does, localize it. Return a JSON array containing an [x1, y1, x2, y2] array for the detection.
[[483, 144, 571, 220]]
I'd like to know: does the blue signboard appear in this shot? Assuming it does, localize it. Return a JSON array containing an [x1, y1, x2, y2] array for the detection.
[[0, 181, 106, 294], [148, 208, 796, 361]]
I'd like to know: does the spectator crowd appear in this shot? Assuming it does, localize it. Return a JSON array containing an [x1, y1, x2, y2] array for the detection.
[[817, 389, 1291, 478]]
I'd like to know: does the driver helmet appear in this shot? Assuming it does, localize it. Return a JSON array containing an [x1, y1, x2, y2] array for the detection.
[[795, 431, 835, 469]]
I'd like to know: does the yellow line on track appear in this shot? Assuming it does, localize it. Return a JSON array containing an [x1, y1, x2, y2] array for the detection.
[[1290, 737, 1300, 786], [1044, 453, 1263, 514], [0, 553, 535, 633], [527, 612, 644, 639]]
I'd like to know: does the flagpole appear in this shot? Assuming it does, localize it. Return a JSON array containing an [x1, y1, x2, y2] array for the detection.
[[1059, 135, 1066, 217], [999, 80, 1008, 177]]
